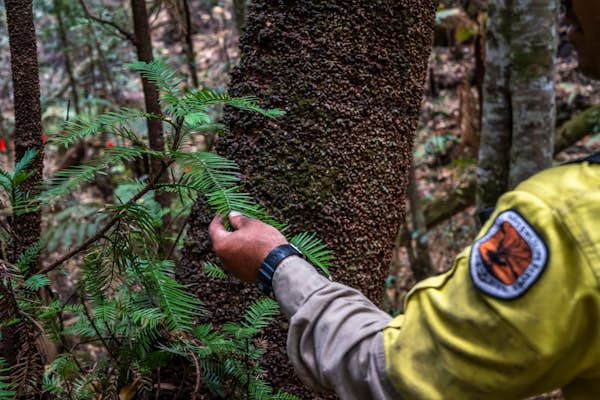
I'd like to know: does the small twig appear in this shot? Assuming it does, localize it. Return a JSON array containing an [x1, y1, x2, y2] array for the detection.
[[80, 293, 118, 362], [0, 217, 17, 238], [155, 367, 161, 400], [40, 160, 173, 275], [245, 338, 250, 400], [166, 214, 190, 260], [189, 350, 202, 400], [78, 0, 136, 44]]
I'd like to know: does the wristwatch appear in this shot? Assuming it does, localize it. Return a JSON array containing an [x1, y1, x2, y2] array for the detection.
[[256, 243, 303, 295]]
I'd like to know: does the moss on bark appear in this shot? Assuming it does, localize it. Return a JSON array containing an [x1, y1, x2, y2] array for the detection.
[[178, 1, 435, 397]]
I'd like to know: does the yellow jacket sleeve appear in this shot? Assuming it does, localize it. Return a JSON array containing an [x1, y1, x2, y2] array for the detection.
[[384, 161, 600, 399]]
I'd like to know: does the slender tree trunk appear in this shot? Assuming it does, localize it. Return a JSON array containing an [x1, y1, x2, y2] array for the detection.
[[54, 0, 80, 115], [507, 0, 557, 187], [406, 164, 433, 281], [477, 1, 512, 210], [232, 0, 246, 34], [5, 0, 44, 273], [89, 25, 116, 99], [179, 1, 435, 396], [130, 0, 171, 215], [130, 1, 165, 175], [2, 0, 45, 390], [477, 0, 558, 211], [181, 0, 199, 88]]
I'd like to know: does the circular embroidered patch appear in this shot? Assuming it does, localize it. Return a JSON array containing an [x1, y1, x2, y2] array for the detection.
[[470, 209, 548, 299]]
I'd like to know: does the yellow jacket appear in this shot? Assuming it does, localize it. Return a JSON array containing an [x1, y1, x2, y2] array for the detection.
[[385, 159, 600, 399]]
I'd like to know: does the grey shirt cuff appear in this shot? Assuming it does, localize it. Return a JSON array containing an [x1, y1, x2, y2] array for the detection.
[[272, 255, 331, 318]]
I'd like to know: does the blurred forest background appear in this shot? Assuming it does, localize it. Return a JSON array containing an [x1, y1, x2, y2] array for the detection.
[[0, 0, 598, 398]]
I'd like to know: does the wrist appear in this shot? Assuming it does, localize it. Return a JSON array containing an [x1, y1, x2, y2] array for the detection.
[[256, 243, 303, 295]]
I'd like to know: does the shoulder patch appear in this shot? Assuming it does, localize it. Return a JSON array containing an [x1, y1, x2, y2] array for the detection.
[[470, 210, 548, 299]]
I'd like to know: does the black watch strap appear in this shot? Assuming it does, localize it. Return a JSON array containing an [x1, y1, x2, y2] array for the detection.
[[256, 243, 303, 295]]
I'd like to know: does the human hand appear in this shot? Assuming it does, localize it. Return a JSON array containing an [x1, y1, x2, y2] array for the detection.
[[208, 211, 288, 282]]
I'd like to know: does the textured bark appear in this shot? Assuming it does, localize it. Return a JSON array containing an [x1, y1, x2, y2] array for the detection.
[[507, 0, 558, 187], [179, 1, 435, 397], [2, 0, 44, 384], [477, 0, 558, 210], [5, 0, 44, 265], [130, 0, 167, 183], [477, 0, 513, 210]]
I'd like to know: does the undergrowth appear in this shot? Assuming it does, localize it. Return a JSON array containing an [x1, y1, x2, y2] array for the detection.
[[0, 61, 331, 399]]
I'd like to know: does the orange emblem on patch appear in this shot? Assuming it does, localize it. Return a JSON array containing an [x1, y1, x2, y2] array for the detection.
[[478, 221, 532, 285]]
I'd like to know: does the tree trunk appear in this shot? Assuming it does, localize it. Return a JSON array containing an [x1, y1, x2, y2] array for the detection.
[[179, 1, 435, 396], [2, 0, 45, 389], [181, 0, 199, 88], [130, 0, 169, 191], [406, 164, 433, 281], [507, 0, 558, 188], [232, 0, 246, 35], [477, 0, 558, 210], [54, 0, 81, 115]]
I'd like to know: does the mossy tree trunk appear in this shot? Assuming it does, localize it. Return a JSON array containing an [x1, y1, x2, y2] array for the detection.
[[179, 0, 435, 397], [477, 0, 558, 211]]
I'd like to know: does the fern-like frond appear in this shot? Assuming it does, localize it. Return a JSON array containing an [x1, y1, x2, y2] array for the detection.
[[41, 163, 107, 201], [0, 358, 16, 399], [42, 373, 66, 397], [139, 260, 203, 332], [12, 149, 38, 183], [105, 145, 164, 165], [52, 108, 161, 147], [23, 274, 50, 291], [131, 307, 164, 330], [14, 239, 45, 276], [174, 151, 240, 192], [271, 392, 302, 400], [126, 60, 183, 97], [204, 187, 282, 228], [248, 377, 273, 400], [289, 232, 333, 278], [184, 89, 285, 119], [242, 298, 279, 332], [202, 262, 227, 279], [223, 298, 279, 340], [0, 169, 12, 193]]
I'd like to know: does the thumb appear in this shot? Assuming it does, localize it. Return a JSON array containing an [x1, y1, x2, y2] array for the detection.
[[228, 210, 251, 230], [208, 214, 229, 244]]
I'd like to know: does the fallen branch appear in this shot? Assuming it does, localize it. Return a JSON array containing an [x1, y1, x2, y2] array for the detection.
[[423, 176, 476, 230], [554, 104, 600, 153]]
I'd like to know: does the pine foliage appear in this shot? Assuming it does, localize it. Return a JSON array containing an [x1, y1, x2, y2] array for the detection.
[[0, 61, 333, 399]]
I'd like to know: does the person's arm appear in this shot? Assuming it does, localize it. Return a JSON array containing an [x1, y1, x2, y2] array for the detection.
[[208, 212, 399, 399]]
